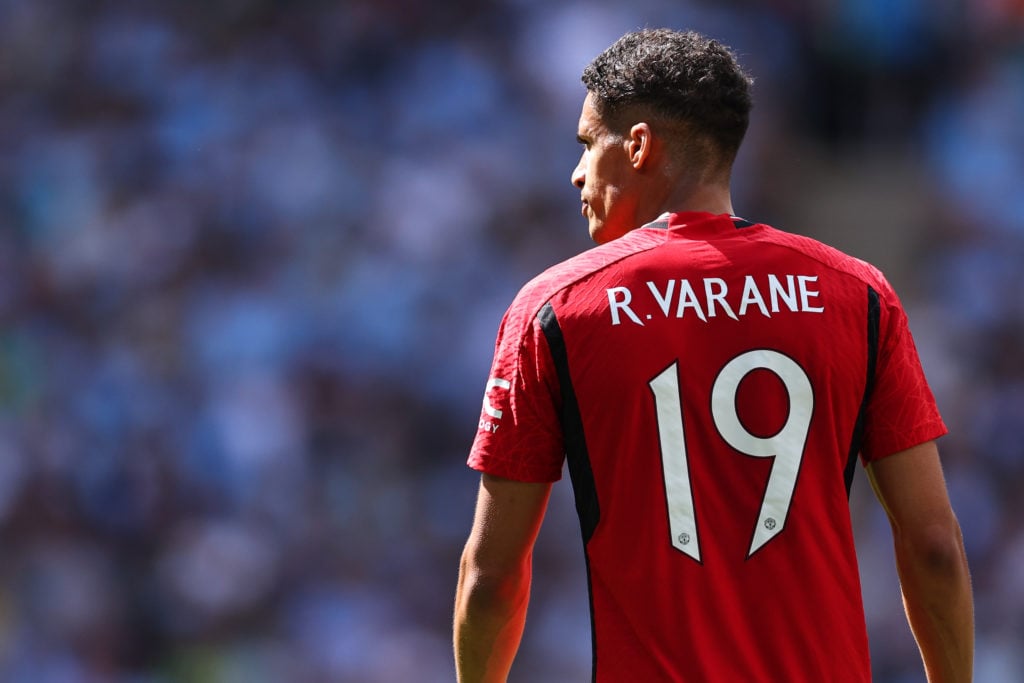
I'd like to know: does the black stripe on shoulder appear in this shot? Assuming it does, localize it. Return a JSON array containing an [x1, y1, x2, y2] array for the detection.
[[537, 302, 600, 542], [844, 286, 881, 494], [731, 216, 755, 229]]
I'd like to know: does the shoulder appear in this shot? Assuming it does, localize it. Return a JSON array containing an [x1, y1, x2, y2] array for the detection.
[[751, 224, 898, 299], [504, 229, 665, 329]]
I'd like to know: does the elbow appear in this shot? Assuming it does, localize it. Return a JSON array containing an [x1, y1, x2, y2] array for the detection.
[[458, 550, 532, 616], [896, 517, 968, 580]]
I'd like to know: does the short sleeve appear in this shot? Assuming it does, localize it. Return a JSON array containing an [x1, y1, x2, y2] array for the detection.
[[467, 297, 565, 483], [861, 292, 947, 462]]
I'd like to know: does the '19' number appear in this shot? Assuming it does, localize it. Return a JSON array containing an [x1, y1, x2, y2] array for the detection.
[[649, 349, 814, 561]]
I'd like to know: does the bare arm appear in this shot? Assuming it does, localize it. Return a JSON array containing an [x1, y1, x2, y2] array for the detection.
[[454, 473, 553, 683], [866, 440, 974, 683]]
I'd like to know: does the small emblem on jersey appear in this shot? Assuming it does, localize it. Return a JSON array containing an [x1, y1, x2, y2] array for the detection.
[[764, 518, 777, 530], [678, 533, 691, 545], [483, 378, 511, 419], [479, 377, 511, 434]]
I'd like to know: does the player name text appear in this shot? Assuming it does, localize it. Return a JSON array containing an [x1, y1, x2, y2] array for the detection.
[[607, 274, 824, 326]]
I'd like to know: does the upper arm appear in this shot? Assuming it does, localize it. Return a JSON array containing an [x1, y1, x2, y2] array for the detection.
[[866, 440, 958, 537], [463, 474, 553, 575]]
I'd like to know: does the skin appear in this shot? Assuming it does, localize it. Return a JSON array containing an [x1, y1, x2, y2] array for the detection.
[[867, 441, 974, 683], [570, 92, 733, 244], [453, 475, 552, 683], [453, 92, 974, 683]]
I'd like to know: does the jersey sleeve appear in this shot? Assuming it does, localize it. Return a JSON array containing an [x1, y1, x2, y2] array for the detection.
[[467, 295, 565, 483], [861, 287, 948, 462]]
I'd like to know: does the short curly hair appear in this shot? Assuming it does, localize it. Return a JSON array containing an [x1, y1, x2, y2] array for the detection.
[[581, 28, 753, 162]]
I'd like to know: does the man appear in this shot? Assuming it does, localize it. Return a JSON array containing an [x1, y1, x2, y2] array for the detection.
[[454, 28, 973, 682]]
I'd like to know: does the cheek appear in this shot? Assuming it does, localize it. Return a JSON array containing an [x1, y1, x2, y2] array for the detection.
[[587, 165, 611, 200], [599, 182, 623, 211], [593, 155, 624, 193]]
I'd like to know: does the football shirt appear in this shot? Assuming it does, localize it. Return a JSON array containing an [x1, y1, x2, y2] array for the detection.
[[469, 212, 946, 682]]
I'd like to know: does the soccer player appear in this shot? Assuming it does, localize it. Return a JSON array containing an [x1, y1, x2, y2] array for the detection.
[[453, 28, 973, 682]]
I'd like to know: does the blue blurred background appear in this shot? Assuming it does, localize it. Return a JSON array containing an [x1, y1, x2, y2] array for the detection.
[[0, 0, 1022, 681]]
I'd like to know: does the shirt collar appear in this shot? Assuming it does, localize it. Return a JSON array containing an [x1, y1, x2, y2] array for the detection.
[[641, 212, 754, 233]]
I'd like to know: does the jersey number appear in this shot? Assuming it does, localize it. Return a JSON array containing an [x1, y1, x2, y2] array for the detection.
[[649, 350, 813, 561]]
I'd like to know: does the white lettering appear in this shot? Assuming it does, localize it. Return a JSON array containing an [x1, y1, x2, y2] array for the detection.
[[768, 274, 798, 313], [798, 275, 825, 313], [607, 286, 644, 326], [704, 278, 738, 321], [675, 280, 708, 322], [647, 280, 675, 317], [608, 274, 824, 327], [738, 275, 771, 317]]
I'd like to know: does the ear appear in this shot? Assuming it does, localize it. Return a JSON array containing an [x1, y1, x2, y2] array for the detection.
[[627, 122, 653, 169]]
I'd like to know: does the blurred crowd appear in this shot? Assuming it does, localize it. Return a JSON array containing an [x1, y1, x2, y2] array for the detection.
[[0, 0, 1021, 681]]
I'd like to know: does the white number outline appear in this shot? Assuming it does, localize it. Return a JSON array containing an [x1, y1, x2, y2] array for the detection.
[[649, 349, 814, 561]]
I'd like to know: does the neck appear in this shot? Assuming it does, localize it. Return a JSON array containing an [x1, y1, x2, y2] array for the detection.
[[644, 182, 734, 224]]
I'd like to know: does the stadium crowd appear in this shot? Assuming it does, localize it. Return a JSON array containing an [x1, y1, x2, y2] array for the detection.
[[0, 0, 1021, 680]]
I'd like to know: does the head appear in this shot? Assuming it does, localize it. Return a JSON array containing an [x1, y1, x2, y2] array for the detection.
[[572, 28, 753, 243]]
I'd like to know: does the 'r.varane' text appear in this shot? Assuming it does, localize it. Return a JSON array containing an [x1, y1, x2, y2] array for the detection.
[[607, 274, 825, 326]]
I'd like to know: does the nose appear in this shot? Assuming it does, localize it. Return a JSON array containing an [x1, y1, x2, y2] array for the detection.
[[571, 154, 585, 189]]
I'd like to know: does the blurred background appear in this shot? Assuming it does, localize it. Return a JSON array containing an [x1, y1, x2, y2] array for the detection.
[[0, 0, 1021, 681]]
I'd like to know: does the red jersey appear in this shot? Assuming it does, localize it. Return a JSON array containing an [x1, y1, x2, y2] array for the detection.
[[468, 212, 946, 682]]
